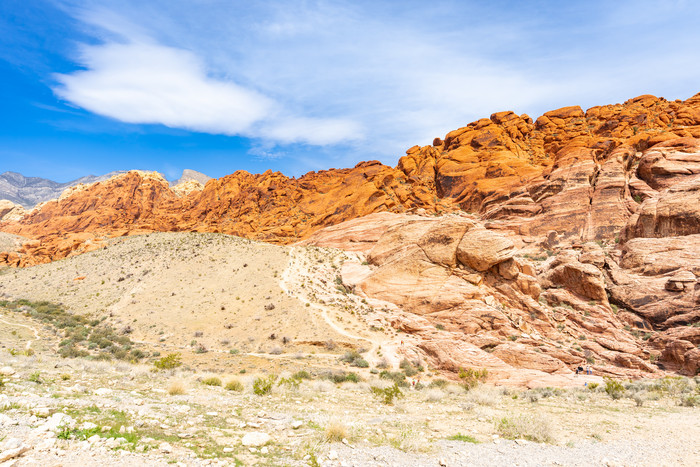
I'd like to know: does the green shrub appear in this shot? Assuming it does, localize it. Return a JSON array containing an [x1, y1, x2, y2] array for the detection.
[[292, 370, 312, 380], [447, 433, 479, 443], [371, 383, 404, 405], [253, 375, 277, 395], [278, 376, 302, 390], [604, 377, 624, 399], [352, 358, 369, 368], [340, 350, 369, 368], [587, 382, 599, 391], [324, 371, 359, 384], [28, 371, 42, 384], [379, 370, 409, 387], [154, 353, 182, 370], [225, 379, 244, 392], [202, 377, 222, 387], [428, 379, 448, 388], [679, 395, 699, 407], [458, 368, 488, 390], [653, 376, 690, 395], [399, 358, 418, 377]]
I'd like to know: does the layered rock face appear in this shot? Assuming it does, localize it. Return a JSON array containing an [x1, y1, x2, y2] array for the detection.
[[306, 213, 665, 385]]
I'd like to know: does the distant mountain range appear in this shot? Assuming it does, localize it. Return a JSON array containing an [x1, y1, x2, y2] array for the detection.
[[170, 169, 212, 187], [0, 169, 211, 208]]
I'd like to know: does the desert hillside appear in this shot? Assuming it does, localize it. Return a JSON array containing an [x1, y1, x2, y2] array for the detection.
[[1, 231, 699, 466]]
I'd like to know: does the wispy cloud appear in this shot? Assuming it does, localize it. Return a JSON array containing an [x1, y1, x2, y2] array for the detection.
[[50, 0, 700, 171]]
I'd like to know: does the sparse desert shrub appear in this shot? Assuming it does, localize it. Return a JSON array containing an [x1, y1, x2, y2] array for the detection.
[[323, 371, 359, 384], [340, 350, 369, 368], [371, 383, 404, 405], [154, 353, 182, 370], [465, 386, 499, 406], [425, 389, 445, 402], [60, 373, 71, 381], [587, 382, 599, 391], [269, 346, 283, 355], [653, 376, 691, 395], [375, 358, 389, 369], [632, 394, 645, 407], [679, 395, 699, 407], [604, 377, 624, 400], [202, 376, 222, 387], [428, 379, 448, 389], [324, 421, 348, 442], [313, 381, 334, 392], [225, 379, 244, 392], [28, 371, 42, 384], [458, 367, 488, 390], [168, 380, 186, 395], [399, 358, 419, 377], [278, 376, 302, 390], [253, 375, 277, 395], [292, 370, 312, 380], [388, 428, 426, 452], [496, 415, 554, 443], [379, 370, 408, 387]]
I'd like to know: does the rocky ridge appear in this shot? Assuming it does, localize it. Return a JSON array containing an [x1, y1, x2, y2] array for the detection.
[[3, 93, 700, 266]]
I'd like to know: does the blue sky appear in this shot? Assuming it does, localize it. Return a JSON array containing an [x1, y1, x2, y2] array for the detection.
[[1, 0, 699, 182]]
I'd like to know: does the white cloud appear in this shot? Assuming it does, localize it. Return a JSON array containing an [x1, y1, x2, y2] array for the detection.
[[52, 20, 363, 146], [55, 41, 272, 135]]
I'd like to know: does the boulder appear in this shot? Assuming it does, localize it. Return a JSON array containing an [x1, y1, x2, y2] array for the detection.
[[241, 432, 271, 447], [456, 228, 514, 271]]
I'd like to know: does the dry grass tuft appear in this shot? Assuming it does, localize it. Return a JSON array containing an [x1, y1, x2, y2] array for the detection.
[[496, 414, 555, 443], [425, 389, 445, 402], [324, 420, 348, 442], [225, 378, 244, 392], [168, 380, 187, 395], [465, 386, 500, 406]]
